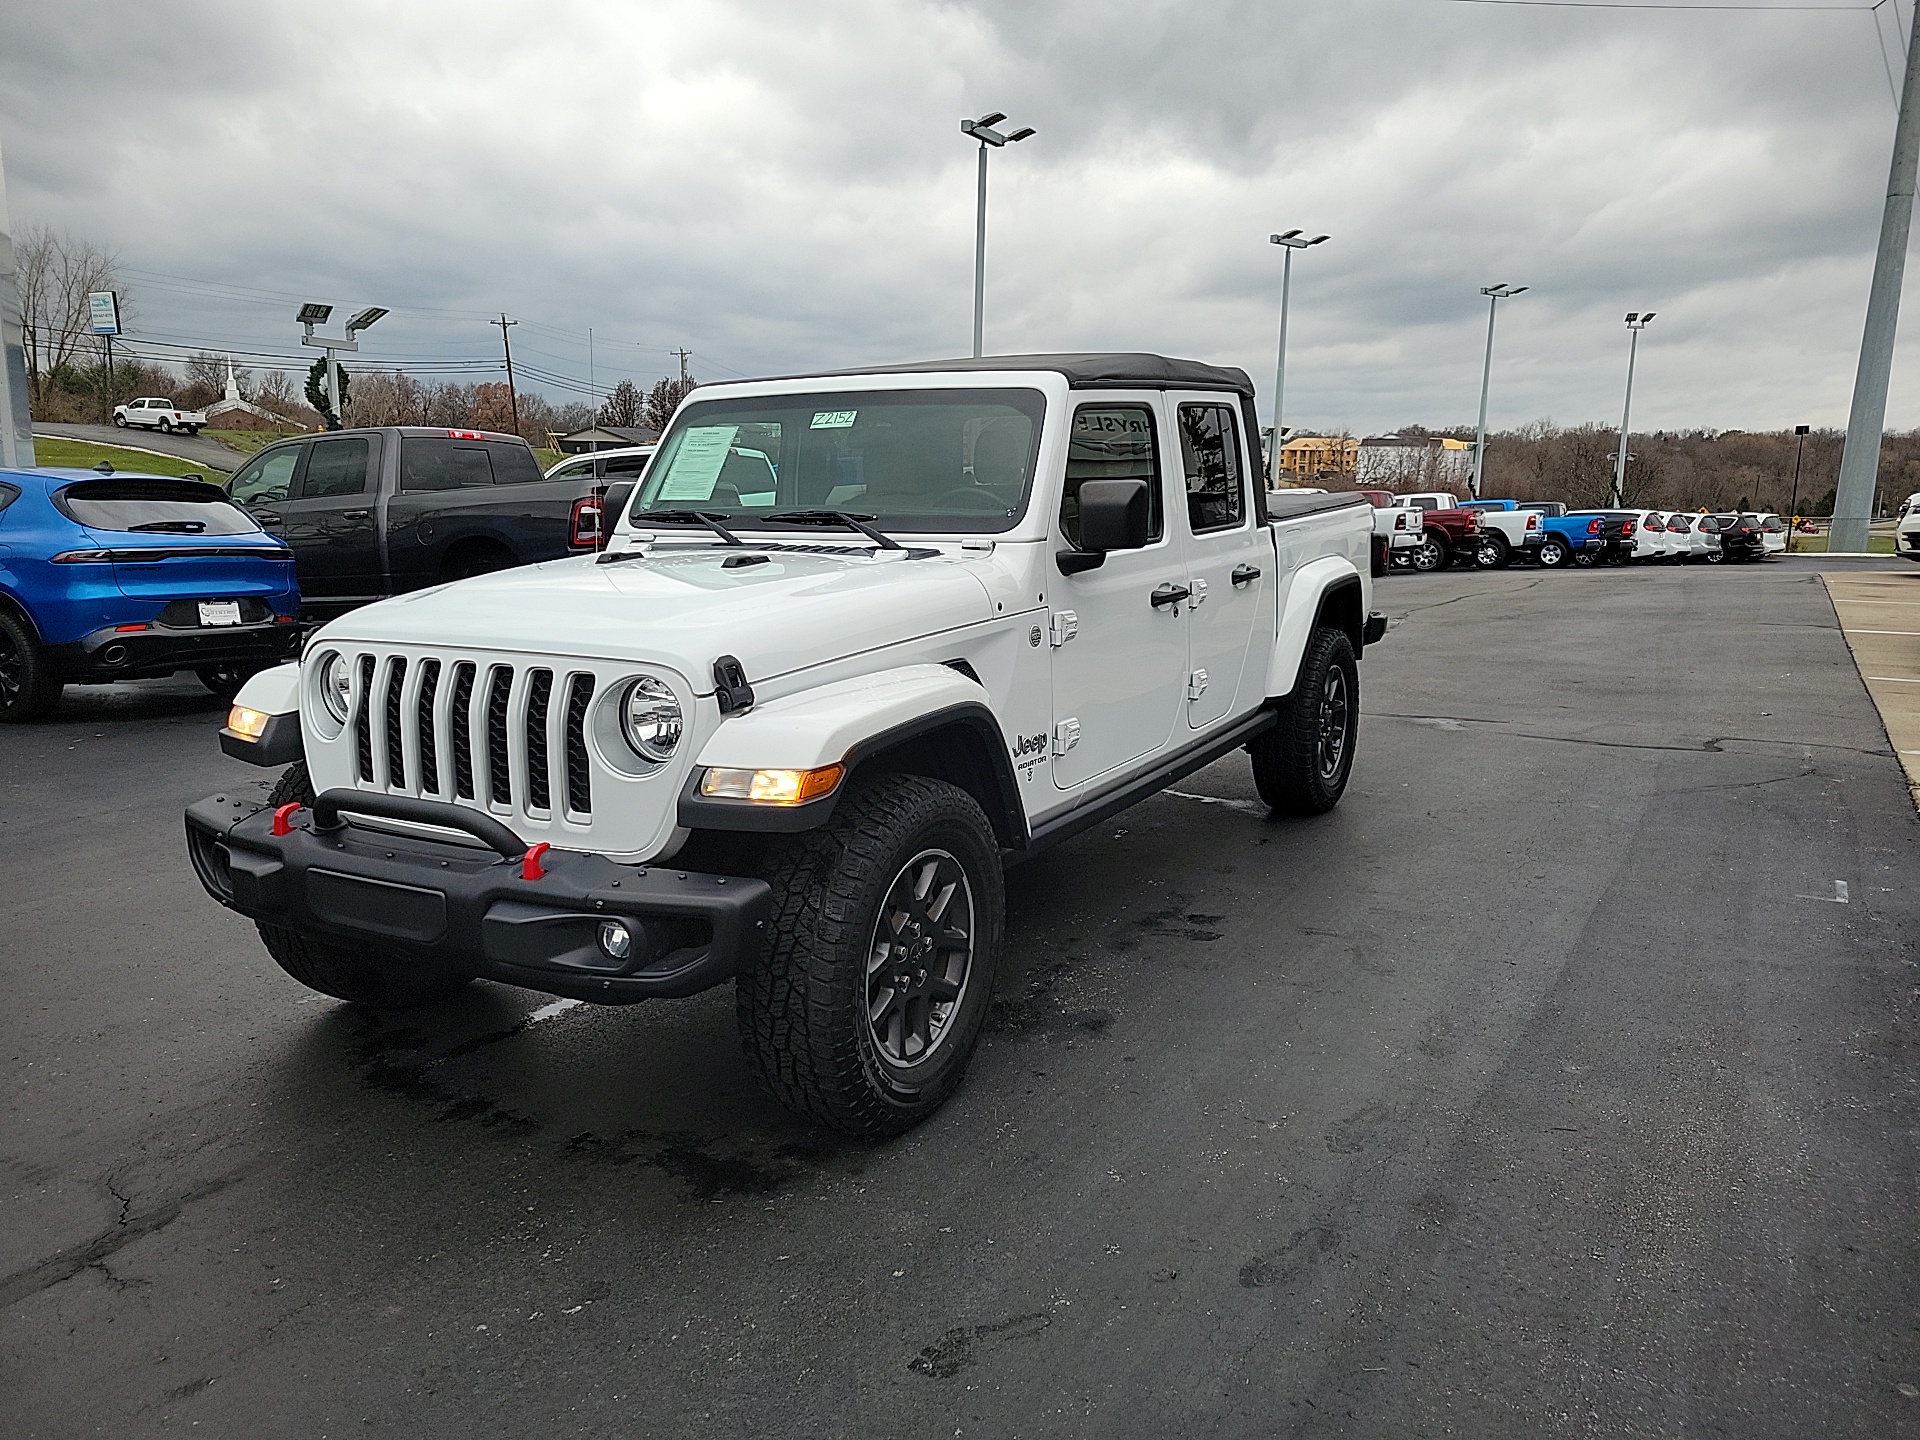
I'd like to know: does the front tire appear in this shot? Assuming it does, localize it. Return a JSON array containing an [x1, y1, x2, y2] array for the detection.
[[113, 413, 128, 428], [0, 610, 63, 722], [1251, 626, 1359, 816], [738, 774, 1005, 1137]]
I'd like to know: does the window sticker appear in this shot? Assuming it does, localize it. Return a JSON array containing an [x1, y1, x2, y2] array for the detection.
[[657, 425, 740, 501], [810, 410, 858, 429]]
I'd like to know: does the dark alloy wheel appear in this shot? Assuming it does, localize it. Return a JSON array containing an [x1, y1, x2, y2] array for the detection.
[[1571, 547, 1597, 567], [1538, 536, 1571, 568], [1251, 625, 1359, 816], [739, 773, 1004, 1136], [1409, 535, 1448, 573], [0, 610, 63, 722], [865, 849, 975, 1070], [1705, 547, 1725, 564], [1475, 534, 1511, 569]]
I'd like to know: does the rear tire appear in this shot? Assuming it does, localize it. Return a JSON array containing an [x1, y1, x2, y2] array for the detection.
[[1571, 547, 1597, 567], [0, 610, 63, 722], [440, 544, 516, 583], [1251, 627, 1358, 817], [159, 417, 174, 433], [1474, 534, 1511, 569], [1409, 535, 1448, 573], [196, 663, 257, 700], [737, 774, 1004, 1137], [255, 761, 474, 1009], [1538, 536, 1571, 568]]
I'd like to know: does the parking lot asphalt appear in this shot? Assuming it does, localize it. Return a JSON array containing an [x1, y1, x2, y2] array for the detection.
[[4, 558, 1919, 1438]]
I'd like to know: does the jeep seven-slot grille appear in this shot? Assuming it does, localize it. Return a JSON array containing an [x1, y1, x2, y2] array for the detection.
[[346, 652, 596, 821], [485, 666, 514, 807], [565, 674, 595, 816], [450, 662, 476, 799]]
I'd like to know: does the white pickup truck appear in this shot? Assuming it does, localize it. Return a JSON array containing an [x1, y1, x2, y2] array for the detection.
[[113, 396, 209, 436], [185, 353, 1384, 1135]]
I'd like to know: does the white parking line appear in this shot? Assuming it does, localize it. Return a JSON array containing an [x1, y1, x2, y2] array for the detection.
[[527, 997, 583, 1024], [1839, 629, 1920, 636], [1865, 676, 1920, 683]]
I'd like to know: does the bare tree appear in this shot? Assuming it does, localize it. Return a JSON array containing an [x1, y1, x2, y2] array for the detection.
[[643, 376, 696, 431], [598, 378, 643, 428], [16, 226, 125, 404]]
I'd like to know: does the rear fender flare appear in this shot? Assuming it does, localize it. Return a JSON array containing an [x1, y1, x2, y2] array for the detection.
[[1267, 558, 1364, 700]]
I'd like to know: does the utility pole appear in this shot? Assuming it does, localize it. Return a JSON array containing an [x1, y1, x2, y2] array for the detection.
[[1832, 0, 1920, 552], [1787, 423, 1810, 547], [493, 314, 520, 435], [960, 112, 1035, 358], [1472, 284, 1527, 500], [587, 327, 597, 454], [1268, 230, 1329, 488], [673, 347, 691, 389], [1612, 312, 1655, 506]]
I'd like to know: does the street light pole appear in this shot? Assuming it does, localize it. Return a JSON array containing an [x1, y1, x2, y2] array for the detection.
[[1268, 230, 1329, 488], [960, 112, 1035, 358], [1611, 312, 1655, 506], [1786, 423, 1811, 547], [1472, 284, 1527, 499], [298, 302, 386, 430]]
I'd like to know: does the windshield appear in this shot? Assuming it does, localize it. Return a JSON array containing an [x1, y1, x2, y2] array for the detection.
[[626, 388, 1045, 534]]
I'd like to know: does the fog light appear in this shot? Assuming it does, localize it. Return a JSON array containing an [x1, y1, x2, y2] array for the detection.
[[598, 920, 632, 960], [228, 705, 270, 739]]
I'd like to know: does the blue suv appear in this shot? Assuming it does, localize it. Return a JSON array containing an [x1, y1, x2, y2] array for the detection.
[[0, 466, 301, 721]]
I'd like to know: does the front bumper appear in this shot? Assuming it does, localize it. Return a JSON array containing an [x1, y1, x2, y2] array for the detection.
[[51, 617, 301, 682], [184, 791, 773, 1004]]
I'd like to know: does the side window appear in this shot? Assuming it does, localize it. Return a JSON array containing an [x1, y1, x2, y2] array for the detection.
[[299, 437, 373, 499], [1062, 404, 1163, 549], [228, 446, 301, 505], [1178, 403, 1246, 533], [486, 441, 544, 486], [401, 439, 494, 491]]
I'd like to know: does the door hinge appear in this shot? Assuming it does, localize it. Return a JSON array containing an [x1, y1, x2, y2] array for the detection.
[[1052, 718, 1081, 756], [1189, 577, 1208, 608], [1049, 610, 1079, 647], [1187, 669, 1209, 701]]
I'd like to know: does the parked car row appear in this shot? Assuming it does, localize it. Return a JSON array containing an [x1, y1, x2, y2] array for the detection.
[[0, 431, 655, 721], [1331, 488, 1789, 573]]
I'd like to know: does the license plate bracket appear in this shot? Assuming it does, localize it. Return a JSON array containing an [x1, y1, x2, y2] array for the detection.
[[198, 600, 242, 627]]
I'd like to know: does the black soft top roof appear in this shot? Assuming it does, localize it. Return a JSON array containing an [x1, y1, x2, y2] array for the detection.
[[754, 352, 1256, 397]]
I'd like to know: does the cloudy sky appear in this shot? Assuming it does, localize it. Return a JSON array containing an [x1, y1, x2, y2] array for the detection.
[[3, 0, 1919, 435]]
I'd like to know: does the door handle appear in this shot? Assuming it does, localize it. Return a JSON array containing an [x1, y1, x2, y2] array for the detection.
[[254, 511, 283, 525], [1149, 582, 1191, 609], [340, 510, 370, 520], [1231, 564, 1262, 585]]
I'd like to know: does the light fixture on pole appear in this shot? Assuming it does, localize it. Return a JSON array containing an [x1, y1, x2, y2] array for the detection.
[[298, 302, 385, 430], [961, 111, 1035, 358], [1610, 311, 1655, 506], [1787, 422, 1811, 542], [1471, 283, 1527, 500], [1267, 230, 1329, 488]]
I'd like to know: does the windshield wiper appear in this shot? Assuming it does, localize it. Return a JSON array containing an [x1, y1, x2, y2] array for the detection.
[[635, 510, 744, 545], [762, 510, 903, 551], [129, 519, 206, 533]]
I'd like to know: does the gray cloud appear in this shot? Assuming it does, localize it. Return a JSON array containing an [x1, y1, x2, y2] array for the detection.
[[3, 0, 1916, 433]]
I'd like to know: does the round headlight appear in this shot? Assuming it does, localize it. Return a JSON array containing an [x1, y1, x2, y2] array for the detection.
[[318, 652, 352, 724], [621, 676, 682, 763]]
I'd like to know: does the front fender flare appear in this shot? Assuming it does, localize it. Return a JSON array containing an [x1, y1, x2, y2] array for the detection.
[[677, 663, 1025, 843], [1266, 557, 1364, 701], [220, 662, 304, 767]]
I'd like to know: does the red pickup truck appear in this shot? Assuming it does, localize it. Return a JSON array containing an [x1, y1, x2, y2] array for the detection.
[[1401, 504, 1482, 571]]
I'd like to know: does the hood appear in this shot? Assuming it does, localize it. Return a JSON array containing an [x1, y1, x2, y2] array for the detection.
[[315, 547, 996, 691]]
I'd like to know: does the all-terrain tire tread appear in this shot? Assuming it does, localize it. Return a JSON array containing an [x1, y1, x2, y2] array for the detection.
[[1251, 627, 1358, 817]]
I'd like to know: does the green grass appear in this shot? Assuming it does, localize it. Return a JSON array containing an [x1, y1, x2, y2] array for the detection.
[[1787, 533, 1896, 554], [533, 448, 564, 471], [30, 437, 229, 478], [204, 428, 300, 456]]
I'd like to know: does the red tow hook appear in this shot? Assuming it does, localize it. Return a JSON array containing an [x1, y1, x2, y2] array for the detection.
[[521, 842, 551, 881], [271, 803, 303, 837]]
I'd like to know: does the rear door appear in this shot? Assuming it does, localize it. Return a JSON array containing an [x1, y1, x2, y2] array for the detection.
[[1048, 395, 1189, 790], [1171, 394, 1266, 729], [276, 433, 381, 602]]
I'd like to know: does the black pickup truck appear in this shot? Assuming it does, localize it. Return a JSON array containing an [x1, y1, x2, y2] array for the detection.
[[223, 427, 636, 621]]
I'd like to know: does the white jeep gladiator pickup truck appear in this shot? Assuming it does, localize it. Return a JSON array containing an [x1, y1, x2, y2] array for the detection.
[[186, 353, 1385, 1135]]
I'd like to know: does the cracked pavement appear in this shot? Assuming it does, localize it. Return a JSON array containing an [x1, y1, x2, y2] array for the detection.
[[3, 557, 1919, 1437]]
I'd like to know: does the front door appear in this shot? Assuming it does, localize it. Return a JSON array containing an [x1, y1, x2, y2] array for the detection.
[[279, 434, 381, 602], [1049, 396, 1189, 790], [1172, 396, 1266, 729]]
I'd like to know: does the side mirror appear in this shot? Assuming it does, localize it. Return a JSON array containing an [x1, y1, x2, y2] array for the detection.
[[1057, 478, 1151, 575]]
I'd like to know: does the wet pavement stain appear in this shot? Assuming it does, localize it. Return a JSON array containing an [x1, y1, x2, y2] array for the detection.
[[909, 1311, 1053, 1378]]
